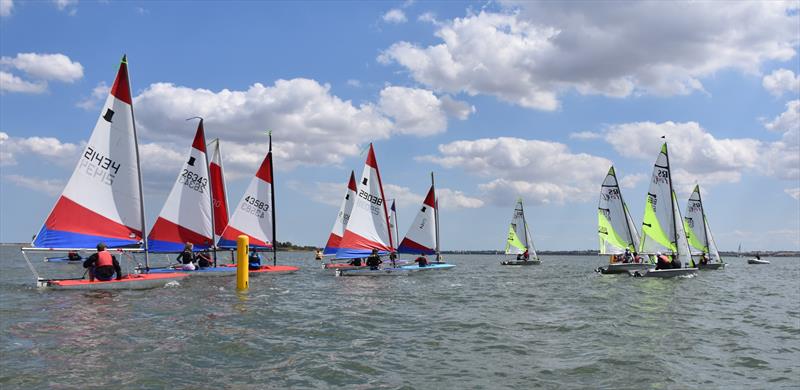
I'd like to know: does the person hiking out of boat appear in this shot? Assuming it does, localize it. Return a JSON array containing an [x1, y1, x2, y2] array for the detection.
[[67, 251, 81, 261], [389, 251, 398, 267], [196, 249, 213, 268], [632, 251, 642, 263], [248, 251, 262, 270], [699, 253, 709, 266], [348, 257, 363, 267], [655, 252, 671, 270], [670, 254, 682, 269], [522, 249, 530, 261], [366, 249, 382, 270], [415, 253, 428, 267], [83, 243, 122, 281], [176, 243, 197, 271]]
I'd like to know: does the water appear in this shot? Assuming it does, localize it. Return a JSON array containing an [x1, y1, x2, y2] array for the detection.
[[1, 246, 798, 389]]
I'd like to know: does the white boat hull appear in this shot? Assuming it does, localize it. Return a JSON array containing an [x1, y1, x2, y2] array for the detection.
[[596, 263, 655, 274], [335, 267, 417, 277], [37, 273, 187, 290], [698, 262, 726, 270], [629, 268, 699, 278], [747, 259, 770, 264]]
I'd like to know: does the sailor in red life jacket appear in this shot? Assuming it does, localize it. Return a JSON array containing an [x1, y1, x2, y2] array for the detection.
[[522, 248, 530, 261], [655, 252, 671, 270], [414, 253, 428, 267], [82, 243, 122, 281]]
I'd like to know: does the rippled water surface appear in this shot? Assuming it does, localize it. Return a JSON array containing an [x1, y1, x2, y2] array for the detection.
[[1, 246, 798, 389]]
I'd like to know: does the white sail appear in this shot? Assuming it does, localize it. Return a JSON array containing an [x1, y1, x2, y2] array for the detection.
[[685, 185, 722, 264], [397, 186, 437, 255], [672, 190, 691, 264], [640, 143, 678, 255], [336, 144, 393, 258], [598, 166, 639, 254], [322, 171, 357, 255], [505, 199, 537, 258], [218, 152, 274, 248]]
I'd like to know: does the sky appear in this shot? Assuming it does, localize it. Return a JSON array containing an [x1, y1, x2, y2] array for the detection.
[[0, 0, 798, 251]]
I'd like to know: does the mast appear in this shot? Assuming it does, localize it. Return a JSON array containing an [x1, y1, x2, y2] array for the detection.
[[432, 172, 441, 261], [392, 199, 399, 251], [269, 132, 277, 266], [519, 199, 530, 251], [126, 55, 150, 270], [200, 119, 217, 266]]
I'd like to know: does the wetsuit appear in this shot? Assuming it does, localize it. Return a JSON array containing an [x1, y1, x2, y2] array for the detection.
[[366, 254, 382, 270], [349, 258, 363, 266], [83, 251, 121, 281]]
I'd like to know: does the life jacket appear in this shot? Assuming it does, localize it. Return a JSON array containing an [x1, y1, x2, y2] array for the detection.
[[657, 255, 670, 264], [96, 251, 113, 267]]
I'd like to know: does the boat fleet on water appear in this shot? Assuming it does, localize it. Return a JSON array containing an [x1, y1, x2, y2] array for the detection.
[[18, 56, 766, 291]]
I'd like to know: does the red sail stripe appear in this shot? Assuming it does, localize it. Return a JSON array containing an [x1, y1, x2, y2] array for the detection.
[[45, 196, 141, 240]]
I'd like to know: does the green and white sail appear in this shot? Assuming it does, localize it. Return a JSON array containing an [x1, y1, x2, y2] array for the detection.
[[639, 143, 691, 265], [505, 198, 538, 259], [598, 166, 640, 254], [684, 184, 723, 265]]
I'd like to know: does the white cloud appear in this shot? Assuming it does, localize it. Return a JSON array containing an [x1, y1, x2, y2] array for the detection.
[[53, 0, 77, 15], [0, 0, 13, 17], [76, 81, 109, 110], [0, 53, 83, 82], [291, 181, 483, 210], [346, 79, 361, 87], [418, 12, 436, 23], [765, 100, 799, 142], [380, 3, 798, 110], [762, 101, 800, 181], [3, 174, 64, 196], [0, 71, 46, 94], [619, 173, 647, 189], [569, 131, 602, 140], [0, 132, 81, 166], [383, 8, 407, 24], [437, 188, 484, 209], [420, 137, 611, 205], [763, 68, 800, 97], [785, 188, 800, 200], [378, 87, 472, 136]]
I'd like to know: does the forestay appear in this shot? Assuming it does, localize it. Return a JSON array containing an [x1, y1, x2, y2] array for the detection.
[[218, 152, 274, 249], [336, 144, 394, 258], [323, 171, 357, 255], [148, 121, 213, 252], [598, 166, 640, 254], [32, 56, 145, 249]]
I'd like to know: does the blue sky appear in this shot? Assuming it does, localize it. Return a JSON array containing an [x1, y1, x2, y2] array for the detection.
[[1, 0, 798, 251]]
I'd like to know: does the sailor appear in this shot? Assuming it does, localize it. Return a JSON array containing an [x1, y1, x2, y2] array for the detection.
[[670, 255, 682, 269], [248, 251, 262, 270], [314, 249, 323, 260], [415, 253, 428, 267], [366, 249, 382, 270], [67, 251, 81, 261], [389, 251, 398, 267], [83, 243, 122, 281], [632, 252, 642, 263], [623, 248, 633, 263], [348, 257, 363, 267], [522, 249, 530, 261], [196, 249, 213, 268], [176, 243, 197, 271], [699, 253, 709, 266], [655, 252, 671, 270]]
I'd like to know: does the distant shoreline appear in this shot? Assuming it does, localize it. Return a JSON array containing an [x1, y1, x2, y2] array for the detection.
[[3, 243, 798, 257]]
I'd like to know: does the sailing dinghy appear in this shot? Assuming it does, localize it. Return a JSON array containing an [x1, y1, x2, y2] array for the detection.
[[630, 143, 698, 278], [321, 171, 362, 270], [684, 185, 725, 270], [595, 166, 654, 274], [397, 173, 455, 271], [335, 144, 415, 277], [22, 55, 187, 290], [500, 199, 541, 265]]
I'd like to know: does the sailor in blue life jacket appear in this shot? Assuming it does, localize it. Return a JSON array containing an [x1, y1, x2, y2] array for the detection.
[[622, 248, 633, 263], [248, 251, 262, 270], [366, 249, 382, 270], [83, 243, 122, 281], [176, 243, 197, 270], [414, 253, 428, 267], [655, 252, 672, 270]]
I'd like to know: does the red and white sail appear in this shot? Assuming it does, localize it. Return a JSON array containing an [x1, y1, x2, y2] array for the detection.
[[322, 171, 357, 255], [218, 151, 273, 249], [397, 185, 437, 255], [336, 144, 393, 258], [147, 120, 213, 252], [33, 55, 145, 249], [209, 138, 229, 238]]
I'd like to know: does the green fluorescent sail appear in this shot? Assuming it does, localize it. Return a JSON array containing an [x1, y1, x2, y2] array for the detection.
[[598, 210, 629, 254], [642, 194, 676, 252], [505, 224, 526, 254]]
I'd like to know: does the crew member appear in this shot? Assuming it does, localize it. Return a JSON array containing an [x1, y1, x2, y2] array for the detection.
[[522, 249, 530, 261], [655, 252, 671, 270], [83, 243, 122, 281], [196, 249, 213, 268], [348, 258, 363, 267], [176, 243, 196, 271], [389, 251, 398, 268], [67, 251, 81, 261], [248, 250, 262, 270], [366, 249, 382, 270], [415, 253, 428, 267]]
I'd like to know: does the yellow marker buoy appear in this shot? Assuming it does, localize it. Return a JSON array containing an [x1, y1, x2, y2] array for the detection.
[[237, 235, 249, 291]]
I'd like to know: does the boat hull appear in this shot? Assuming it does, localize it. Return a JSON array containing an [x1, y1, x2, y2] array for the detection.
[[38, 273, 188, 290], [629, 268, 699, 278], [400, 263, 455, 271], [501, 260, 541, 266], [698, 262, 726, 270], [335, 267, 417, 277], [747, 259, 770, 264], [596, 263, 655, 274], [146, 264, 299, 276]]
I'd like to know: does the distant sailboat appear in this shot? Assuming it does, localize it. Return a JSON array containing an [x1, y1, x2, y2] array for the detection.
[[335, 144, 414, 276], [22, 55, 188, 289], [684, 184, 725, 270], [147, 119, 214, 252], [397, 173, 455, 271], [501, 198, 540, 265], [633, 143, 697, 277], [595, 166, 653, 274]]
